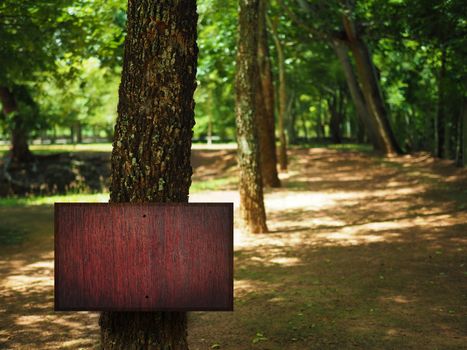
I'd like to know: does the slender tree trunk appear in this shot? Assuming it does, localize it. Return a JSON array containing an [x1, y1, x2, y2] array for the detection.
[[301, 113, 309, 141], [327, 95, 342, 144], [70, 126, 75, 144], [52, 126, 57, 144], [286, 93, 296, 145], [256, 0, 280, 187], [316, 97, 324, 140], [236, 0, 268, 233], [436, 47, 447, 158], [462, 99, 467, 167], [100, 0, 198, 348], [76, 122, 83, 144], [342, 15, 402, 155], [0, 86, 33, 163], [268, 18, 288, 170]]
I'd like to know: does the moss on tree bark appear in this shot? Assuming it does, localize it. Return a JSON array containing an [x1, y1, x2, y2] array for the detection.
[[100, 0, 198, 348]]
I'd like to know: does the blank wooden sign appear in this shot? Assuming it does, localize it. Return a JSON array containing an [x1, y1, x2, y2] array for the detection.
[[54, 203, 233, 311]]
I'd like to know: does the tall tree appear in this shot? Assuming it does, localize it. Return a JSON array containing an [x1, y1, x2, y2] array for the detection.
[[236, 0, 268, 233], [256, 0, 281, 187], [341, 13, 402, 155], [331, 39, 378, 148], [0, 0, 125, 162], [0, 86, 34, 163], [99, 0, 198, 348], [268, 17, 288, 170], [278, 0, 402, 155]]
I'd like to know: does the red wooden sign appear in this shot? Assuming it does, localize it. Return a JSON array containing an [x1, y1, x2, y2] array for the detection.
[[54, 203, 233, 311]]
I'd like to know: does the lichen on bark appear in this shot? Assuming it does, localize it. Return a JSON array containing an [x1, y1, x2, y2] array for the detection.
[[236, 0, 268, 233]]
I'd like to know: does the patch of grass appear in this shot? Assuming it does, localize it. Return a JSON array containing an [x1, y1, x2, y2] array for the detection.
[[0, 176, 238, 206], [0, 143, 113, 156], [0, 193, 109, 207], [0, 142, 238, 157], [290, 142, 373, 153], [0, 226, 28, 245], [328, 143, 373, 153], [191, 176, 237, 192]]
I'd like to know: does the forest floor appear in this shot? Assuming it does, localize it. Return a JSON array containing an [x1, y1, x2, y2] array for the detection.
[[0, 146, 466, 349]]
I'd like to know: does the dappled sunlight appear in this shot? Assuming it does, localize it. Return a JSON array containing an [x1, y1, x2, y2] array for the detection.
[[380, 295, 413, 304], [234, 279, 274, 298], [1, 147, 466, 348]]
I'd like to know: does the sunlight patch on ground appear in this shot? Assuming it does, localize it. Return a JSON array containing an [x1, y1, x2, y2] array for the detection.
[[4, 274, 53, 292], [381, 295, 413, 304], [317, 231, 400, 245], [269, 257, 302, 266], [1, 253, 54, 293], [15, 315, 48, 326], [234, 279, 273, 298]]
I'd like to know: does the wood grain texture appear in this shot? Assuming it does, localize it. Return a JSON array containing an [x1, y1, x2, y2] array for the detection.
[[54, 203, 233, 311]]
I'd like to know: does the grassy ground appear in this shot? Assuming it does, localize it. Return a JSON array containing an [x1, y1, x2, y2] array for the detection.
[[0, 142, 238, 157], [0, 146, 466, 349]]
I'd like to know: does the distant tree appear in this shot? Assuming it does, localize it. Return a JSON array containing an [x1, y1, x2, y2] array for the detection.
[[195, 0, 237, 141], [36, 58, 120, 144], [236, 0, 268, 233], [0, 86, 35, 162], [99, 0, 198, 348], [278, 0, 402, 154], [0, 0, 125, 162], [268, 16, 289, 170], [257, 0, 281, 187]]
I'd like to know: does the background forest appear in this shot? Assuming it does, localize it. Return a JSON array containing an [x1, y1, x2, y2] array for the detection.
[[0, 0, 466, 349], [1, 0, 466, 164]]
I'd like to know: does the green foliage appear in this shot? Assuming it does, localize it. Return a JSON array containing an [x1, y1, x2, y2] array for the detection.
[[195, 0, 238, 141], [0, 0, 125, 142], [0, 0, 465, 159], [35, 58, 120, 133]]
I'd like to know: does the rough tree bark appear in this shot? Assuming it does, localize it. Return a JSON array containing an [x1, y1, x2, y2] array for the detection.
[[256, 0, 281, 187], [0, 86, 33, 163], [99, 0, 198, 348], [236, 0, 268, 233], [268, 17, 288, 170], [342, 15, 402, 155]]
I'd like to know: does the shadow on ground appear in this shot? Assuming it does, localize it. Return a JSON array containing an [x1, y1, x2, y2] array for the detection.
[[0, 148, 466, 349]]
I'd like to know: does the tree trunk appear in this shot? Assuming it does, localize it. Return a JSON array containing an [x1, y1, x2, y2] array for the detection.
[[268, 18, 288, 170], [327, 95, 342, 144], [76, 122, 83, 144], [342, 15, 402, 155], [100, 0, 198, 348], [52, 126, 57, 144], [70, 126, 75, 144], [0, 86, 33, 163], [236, 0, 268, 233], [207, 112, 213, 145], [436, 47, 447, 158], [458, 98, 467, 167], [256, 0, 280, 187], [316, 97, 324, 140], [286, 92, 296, 145], [331, 39, 378, 148]]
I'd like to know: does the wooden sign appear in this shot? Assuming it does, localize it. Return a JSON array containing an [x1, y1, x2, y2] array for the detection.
[[54, 203, 233, 311]]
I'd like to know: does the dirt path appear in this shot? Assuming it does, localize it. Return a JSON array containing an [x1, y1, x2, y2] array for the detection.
[[1, 148, 466, 349]]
